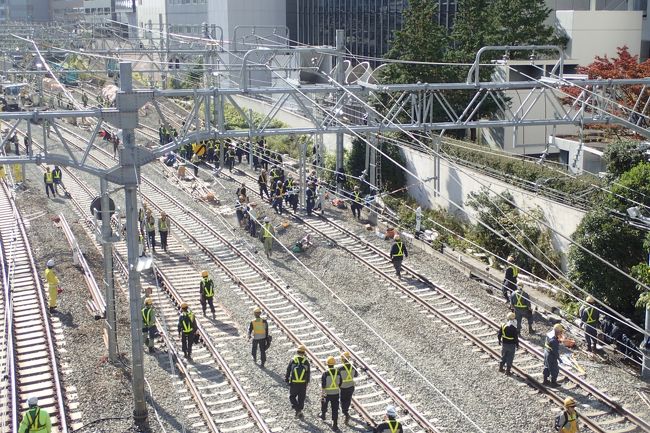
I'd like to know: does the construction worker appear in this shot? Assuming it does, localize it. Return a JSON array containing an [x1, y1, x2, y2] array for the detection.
[[52, 166, 63, 195], [543, 323, 564, 387], [510, 287, 534, 335], [351, 185, 362, 219], [321, 355, 342, 431], [44, 259, 59, 311], [258, 169, 270, 199], [81, 91, 88, 108], [502, 255, 518, 301], [262, 217, 275, 259], [272, 180, 284, 215], [199, 270, 216, 318], [557, 397, 579, 433], [338, 352, 358, 425], [579, 296, 600, 352], [177, 303, 197, 360], [248, 307, 269, 366], [18, 396, 51, 433], [285, 345, 310, 418], [374, 405, 402, 433], [141, 297, 156, 353], [390, 234, 408, 279], [43, 166, 56, 198], [306, 182, 316, 216], [158, 211, 169, 252], [497, 312, 519, 375], [145, 210, 156, 253]]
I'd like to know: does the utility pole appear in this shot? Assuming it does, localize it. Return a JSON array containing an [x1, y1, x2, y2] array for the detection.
[[367, 113, 377, 226], [643, 305, 650, 379], [118, 62, 147, 423], [100, 177, 117, 362], [159, 14, 166, 90], [335, 29, 345, 191], [299, 136, 306, 210]]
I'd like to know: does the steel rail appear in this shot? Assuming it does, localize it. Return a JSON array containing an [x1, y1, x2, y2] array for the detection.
[[291, 210, 650, 433], [0, 181, 70, 433]]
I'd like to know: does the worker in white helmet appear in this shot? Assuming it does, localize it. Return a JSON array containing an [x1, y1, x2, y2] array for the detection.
[[579, 295, 600, 352], [44, 259, 59, 311], [18, 396, 51, 433], [374, 405, 403, 433]]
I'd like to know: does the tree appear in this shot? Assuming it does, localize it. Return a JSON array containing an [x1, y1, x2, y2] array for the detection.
[[603, 140, 646, 179], [345, 137, 366, 181], [381, 0, 450, 85], [449, 0, 494, 62]]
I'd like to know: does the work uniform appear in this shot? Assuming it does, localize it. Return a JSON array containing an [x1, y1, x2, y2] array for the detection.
[[510, 289, 534, 334], [374, 420, 403, 433], [272, 184, 284, 215], [262, 222, 275, 259], [306, 185, 315, 216], [248, 317, 269, 365], [502, 265, 518, 300], [258, 172, 270, 199], [200, 277, 215, 316], [145, 215, 156, 252], [351, 190, 362, 218], [338, 361, 358, 419], [579, 305, 600, 352], [18, 406, 51, 433], [141, 305, 156, 351], [285, 354, 310, 413], [321, 367, 342, 425], [44, 267, 59, 309], [558, 410, 579, 433], [52, 167, 62, 194], [497, 321, 519, 373], [390, 240, 408, 278], [158, 216, 169, 251], [43, 170, 55, 198], [178, 309, 197, 358], [543, 330, 561, 385]]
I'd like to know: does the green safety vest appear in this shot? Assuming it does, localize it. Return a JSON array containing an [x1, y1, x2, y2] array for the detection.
[[393, 241, 404, 257], [201, 278, 214, 297], [263, 223, 273, 238], [501, 324, 515, 341], [585, 307, 596, 324], [513, 292, 527, 309], [180, 312, 194, 333], [324, 368, 340, 394], [387, 420, 400, 433], [142, 307, 153, 327], [158, 218, 168, 231], [292, 363, 307, 384], [44, 172, 53, 183]]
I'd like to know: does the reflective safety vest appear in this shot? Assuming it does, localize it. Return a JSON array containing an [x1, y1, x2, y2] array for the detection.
[[201, 278, 214, 298], [158, 218, 168, 232], [387, 420, 400, 433], [146, 218, 155, 232], [340, 363, 355, 389], [564, 411, 578, 433], [142, 307, 154, 327], [44, 172, 53, 183], [585, 307, 597, 324], [324, 368, 340, 395], [45, 268, 59, 289], [52, 169, 61, 180], [501, 325, 515, 341], [251, 318, 266, 338], [180, 312, 194, 333], [22, 407, 48, 433], [509, 266, 519, 278], [263, 223, 273, 238], [513, 292, 527, 309], [393, 241, 404, 257], [291, 362, 307, 384], [354, 191, 362, 204]]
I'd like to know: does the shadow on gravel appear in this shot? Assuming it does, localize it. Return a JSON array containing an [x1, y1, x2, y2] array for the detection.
[[54, 310, 78, 328], [260, 365, 288, 386], [207, 320, 240, 337], [148, 396, 188, 433]]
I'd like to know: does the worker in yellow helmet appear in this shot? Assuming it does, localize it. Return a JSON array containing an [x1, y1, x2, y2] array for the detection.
[[141, 297, 156, 353], [320, 355, 342, 431], [248, 307, 269, 367], [199, 270, 215, 318], [338, 352, 358, 425], [285, 344, 310, 418], [177, 302, 196, 360], [555, 397, 579, 433]]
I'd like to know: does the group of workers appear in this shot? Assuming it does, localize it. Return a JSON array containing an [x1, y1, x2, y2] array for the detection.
[[137, 204, 170, 254], [43, 166, 63, 198]]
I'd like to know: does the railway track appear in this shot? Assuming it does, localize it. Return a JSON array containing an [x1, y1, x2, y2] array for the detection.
[[26, 132, 275, 433], [46, 121, 444, 432], [220, 164, 650, 433], [0, 181, 72, 433]]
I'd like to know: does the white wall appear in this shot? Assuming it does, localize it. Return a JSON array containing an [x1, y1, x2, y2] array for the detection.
[[400, 146, 586, 270], [556, 10, 643, 66]]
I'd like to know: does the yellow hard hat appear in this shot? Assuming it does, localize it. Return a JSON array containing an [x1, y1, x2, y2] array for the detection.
[[180, 302, 189, 310], [297, 345, 306, 353], [253, 307, 262, 314], [326, 356, 336, 366], [586, 296, 595, 304], [341, 352, 351, 362], [553, 323, 564, 332], [144, 298, 153, 305], [564, 397, 576, 408], [201, 270, 209, 277]]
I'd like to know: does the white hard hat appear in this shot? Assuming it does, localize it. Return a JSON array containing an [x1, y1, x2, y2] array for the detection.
[[386, 405, 397, 417], [46, 259, 55, 267], [27, 396, 38, 406], [263, 217, 269, 222]]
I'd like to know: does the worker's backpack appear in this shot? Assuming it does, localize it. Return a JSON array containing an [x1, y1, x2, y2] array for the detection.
[[554, 411, 567, 431]]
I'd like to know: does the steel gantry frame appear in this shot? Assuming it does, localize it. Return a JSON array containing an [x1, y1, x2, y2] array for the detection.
[[1, 24, 650, 423]]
